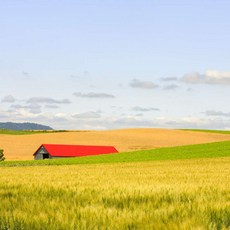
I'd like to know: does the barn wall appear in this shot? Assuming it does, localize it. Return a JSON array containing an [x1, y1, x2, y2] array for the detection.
[[34, 152, 43, 160], [34, 147, 50, 160]]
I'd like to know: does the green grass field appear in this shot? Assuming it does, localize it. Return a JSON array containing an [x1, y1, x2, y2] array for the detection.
[[0, 129, 70, 135], [0, 129, 69, 135], [1, 141, 230, 229], [1, 141, 230, 167]]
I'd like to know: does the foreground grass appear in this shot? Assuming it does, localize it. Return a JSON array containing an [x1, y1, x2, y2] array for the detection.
[[1, 141, 230, 167], [0, 157, 230, 229], [181, 129, 230, 135]]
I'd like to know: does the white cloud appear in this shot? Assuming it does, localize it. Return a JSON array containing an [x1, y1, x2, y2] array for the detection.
[[0, 109, 9, 118], [161, 77, 178, 81], [182, 70, 230, 85], [73, 92, 115, 98], [72, 111, 101, 119], [2, 95, 16, 103], [1, 96, 72, 121], [130, 79, 158, 89], [205, 70, 230, 84], [182, 72, 204, 84], [45, 105, 60, 109], [27, 97, 71, 104], [10, 103, 42, 114], [163, 84, 179, 90], [132, 106, 160, 112], [1, 105, 230, 130], [204, 110, 230, 117]]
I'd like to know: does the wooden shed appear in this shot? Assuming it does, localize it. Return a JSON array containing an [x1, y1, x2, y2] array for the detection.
[[33, 144, 118, 160]]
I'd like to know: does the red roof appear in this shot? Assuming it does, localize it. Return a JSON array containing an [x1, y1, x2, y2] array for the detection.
[[33, 144, 118, 157]]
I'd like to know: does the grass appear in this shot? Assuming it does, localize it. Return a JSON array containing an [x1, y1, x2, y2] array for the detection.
[[0, 157, 230, 229], [180, 128, 230, 134], [1, 140, 230, 167], [0, 129, 69, 135]]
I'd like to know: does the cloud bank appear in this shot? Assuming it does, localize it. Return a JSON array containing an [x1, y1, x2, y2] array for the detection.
[[72, 111, 101, 119], [27, 97, 71, 104], [2, 95, 16, 103], [204, 110, 230, 117], [132, 106, 160, 112], [73, 92, 115, 98], [10, 103, 42, 114]]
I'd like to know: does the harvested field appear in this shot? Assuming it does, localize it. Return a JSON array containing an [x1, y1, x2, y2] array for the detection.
[[1, 128, 230, 160]]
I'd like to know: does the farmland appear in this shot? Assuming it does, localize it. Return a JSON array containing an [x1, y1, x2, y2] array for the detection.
[[180, 129, 230, 135], [1, 140, 230, 167], [1, 129, 230, 229], [1, 157, 230, 229], [1, 128, 230, 160]]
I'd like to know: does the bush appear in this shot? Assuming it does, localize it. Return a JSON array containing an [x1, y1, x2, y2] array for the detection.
[[0, 149, 5, 161]]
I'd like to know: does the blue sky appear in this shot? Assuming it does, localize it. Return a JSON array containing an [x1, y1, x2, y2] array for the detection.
[[1, 0, 230, 130]]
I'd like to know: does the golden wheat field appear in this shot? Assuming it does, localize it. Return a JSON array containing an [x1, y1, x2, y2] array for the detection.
[[1, 157, 230, 229], [1, 128, 230, 160]]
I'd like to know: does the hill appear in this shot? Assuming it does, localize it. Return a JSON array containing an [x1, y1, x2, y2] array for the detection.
[[1, 140, 230, 167], [0, 122, 53, 130], [1, 128, 230, 160]]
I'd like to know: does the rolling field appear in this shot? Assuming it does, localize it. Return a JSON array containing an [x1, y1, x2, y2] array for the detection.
[[0, 157, 230, 229], [1, 128, 230, 160], [181, 129, 230, 135], [1, 129, 230, 229], [1, 140, 230, 167]]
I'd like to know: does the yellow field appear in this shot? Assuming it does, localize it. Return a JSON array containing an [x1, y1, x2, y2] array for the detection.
[[1, 157, 230, 229], [1, 128, 230, 160]]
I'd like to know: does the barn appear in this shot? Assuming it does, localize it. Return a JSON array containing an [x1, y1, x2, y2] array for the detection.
[[33, 144, 118, 160]]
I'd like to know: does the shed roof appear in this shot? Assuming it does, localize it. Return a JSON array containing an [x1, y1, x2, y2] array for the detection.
[[33, 144, 118, 157]]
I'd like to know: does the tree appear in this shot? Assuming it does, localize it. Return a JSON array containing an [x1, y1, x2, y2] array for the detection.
[[0, 149, 5, 161]]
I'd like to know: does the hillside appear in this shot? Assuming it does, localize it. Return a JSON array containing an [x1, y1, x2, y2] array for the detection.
[[0, 122, 53, 130], [1, 141, 230, 167], [1, 128, 230, 160]]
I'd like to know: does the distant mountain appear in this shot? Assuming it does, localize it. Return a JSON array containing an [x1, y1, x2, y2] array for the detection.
[[0, 122, 53, 130]]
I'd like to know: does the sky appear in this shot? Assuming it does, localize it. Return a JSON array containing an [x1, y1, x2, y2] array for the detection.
[[1, 0, 230, 130]]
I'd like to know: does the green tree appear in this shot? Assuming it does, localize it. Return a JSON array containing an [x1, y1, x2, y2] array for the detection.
[[0, 149, 5, 161]]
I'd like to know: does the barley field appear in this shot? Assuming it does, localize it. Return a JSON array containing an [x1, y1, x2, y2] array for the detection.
[[0, 157, 230, 229], [1, 128, 230, 160]]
